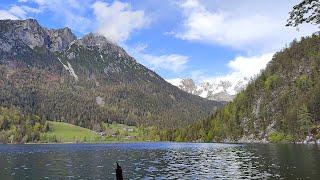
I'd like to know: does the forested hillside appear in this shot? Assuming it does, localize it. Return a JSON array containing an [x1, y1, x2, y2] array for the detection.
[[165, 33, 320, 142], [0, 106, 49, 143], [0, 19, 221, 134]]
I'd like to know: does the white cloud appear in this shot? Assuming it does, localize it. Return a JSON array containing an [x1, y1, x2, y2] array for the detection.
[[202, 53, 273, 82], [227, 53, 274, 78], [133, 42, 148, 53], [166, 78, 183, 87], [142, 54, 189, 73], [9, 6, 27, 18], [12, 0, 149, 40], [20, 5, 42, 14], [92, 1, 150, 42], [0, 5, 32, 20], [166, 78, 182, 86], [124, 43, 189, 73], [174, 0, 317, 52], [20, 0, 92, 33], [0, 9, 19, 20]]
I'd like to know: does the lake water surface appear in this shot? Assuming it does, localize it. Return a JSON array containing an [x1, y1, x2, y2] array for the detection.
[[0, 142, 319, 179]]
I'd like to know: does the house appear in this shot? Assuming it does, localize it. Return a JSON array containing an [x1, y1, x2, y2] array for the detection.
[[123, 127, 134, 132], [97, 131, 106, 136]]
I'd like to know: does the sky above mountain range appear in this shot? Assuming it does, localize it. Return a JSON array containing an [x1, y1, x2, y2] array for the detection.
[[0, 0, 317, 83]]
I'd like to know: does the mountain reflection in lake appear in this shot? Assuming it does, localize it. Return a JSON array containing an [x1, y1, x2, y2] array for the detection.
[[0, 142, 319, 179]]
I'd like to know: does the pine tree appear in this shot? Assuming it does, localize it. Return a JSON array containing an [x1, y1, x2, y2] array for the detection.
[[297, 104, 313, 137]]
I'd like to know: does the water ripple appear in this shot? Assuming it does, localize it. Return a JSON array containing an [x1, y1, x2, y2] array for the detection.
[[0, 143, 319, 179]]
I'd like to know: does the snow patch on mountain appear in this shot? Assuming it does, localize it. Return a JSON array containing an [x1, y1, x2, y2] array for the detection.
[[167, 75, 250, 102]]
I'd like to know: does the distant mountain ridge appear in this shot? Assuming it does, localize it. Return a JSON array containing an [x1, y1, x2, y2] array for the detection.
[[168, 77, 249, 102], [0, 19, 222, 130]]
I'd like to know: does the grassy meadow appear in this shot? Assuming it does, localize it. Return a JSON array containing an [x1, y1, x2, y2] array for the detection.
[[41, 121, 157, 143]]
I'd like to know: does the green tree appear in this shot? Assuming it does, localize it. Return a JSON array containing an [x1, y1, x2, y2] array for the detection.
[[264, 74, 280, 90], [298, 104, 313, 137], [296, 75, 311, 90]]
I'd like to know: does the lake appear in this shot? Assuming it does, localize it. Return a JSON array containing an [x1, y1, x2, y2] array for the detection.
[[0, 142, 319, 179]]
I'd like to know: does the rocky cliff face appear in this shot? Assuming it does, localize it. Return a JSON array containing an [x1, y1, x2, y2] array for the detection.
[[0, 19, 77, 52], [45, 27, 77, 51], [1, 19, 49, 49]]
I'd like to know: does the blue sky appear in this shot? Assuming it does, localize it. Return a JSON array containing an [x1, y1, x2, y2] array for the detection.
[[0, 0, 317, 83]]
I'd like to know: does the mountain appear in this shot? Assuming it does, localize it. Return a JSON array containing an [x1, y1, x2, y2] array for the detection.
[[165, 33, 320, 142], [0, 19, 221, 131], [168, 77, 248, 102]]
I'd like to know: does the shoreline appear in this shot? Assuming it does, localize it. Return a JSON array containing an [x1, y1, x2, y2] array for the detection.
[[1, 140, 163, 145], [220, 139, 320, 145], [1, 140, 320, 145]]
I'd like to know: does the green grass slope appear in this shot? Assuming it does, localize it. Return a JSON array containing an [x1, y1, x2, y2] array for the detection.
[[42, 121, 159, 143], [44, 121, 100, 143]]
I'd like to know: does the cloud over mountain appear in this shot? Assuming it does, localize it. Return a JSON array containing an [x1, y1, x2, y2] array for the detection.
[[92, 1, 150, 42]]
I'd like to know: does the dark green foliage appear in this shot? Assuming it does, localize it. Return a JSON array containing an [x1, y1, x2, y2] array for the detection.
[[298, 104, 313, 136], [295, 75, 311, 90], [264, 74, 280, 90], [268, 132, 294, 143]]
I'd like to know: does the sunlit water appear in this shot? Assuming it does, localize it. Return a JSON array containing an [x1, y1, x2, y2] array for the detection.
[[0, 142, 319, 179]]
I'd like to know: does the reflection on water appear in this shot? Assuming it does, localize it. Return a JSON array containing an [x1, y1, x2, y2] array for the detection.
[[0, 143, 319, 179]]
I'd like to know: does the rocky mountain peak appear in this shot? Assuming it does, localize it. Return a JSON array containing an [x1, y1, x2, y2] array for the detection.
[[169, 77, 249, 102], [20, 18, 40, 28], [77, 33, 128, 57], [45, 27, 77, 52], [178, 78, 198, 94], [0, 19, 77, 52], [0, 19, 130, 57], [1, 18, 49, 49], [78, 33, 112, 47]]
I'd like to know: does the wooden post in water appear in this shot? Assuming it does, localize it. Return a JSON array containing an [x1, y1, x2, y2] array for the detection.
[[116, 162, 123, 180]]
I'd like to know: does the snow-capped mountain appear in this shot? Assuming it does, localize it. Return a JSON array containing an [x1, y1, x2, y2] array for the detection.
[[167, 76, 250, 102]]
